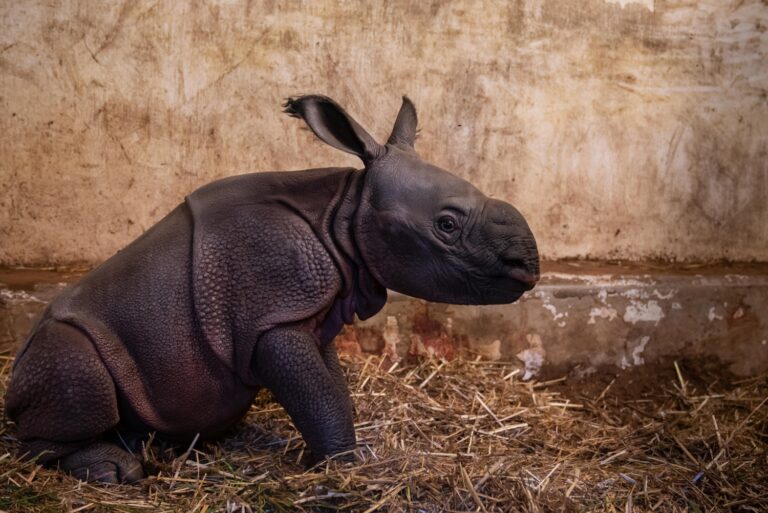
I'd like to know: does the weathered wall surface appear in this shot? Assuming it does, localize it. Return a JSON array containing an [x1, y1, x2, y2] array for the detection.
[[1, 0, 766, 266], [4, 264, 768, 376]]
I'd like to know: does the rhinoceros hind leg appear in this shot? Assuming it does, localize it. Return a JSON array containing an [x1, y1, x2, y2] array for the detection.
[[58, 441, 145, 483], [6, 320, 144, 483], [18, 438, 144, 483]]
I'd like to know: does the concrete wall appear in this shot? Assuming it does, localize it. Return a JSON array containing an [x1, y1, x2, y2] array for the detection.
[[4, 264, 768, 376], [1, 0, 766, 266]]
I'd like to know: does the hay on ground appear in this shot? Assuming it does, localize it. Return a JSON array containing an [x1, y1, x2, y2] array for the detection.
[[1, 352, 766, 512]]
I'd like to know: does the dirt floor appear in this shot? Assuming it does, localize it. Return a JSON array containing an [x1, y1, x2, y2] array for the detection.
[[0, 351, 766, 512]]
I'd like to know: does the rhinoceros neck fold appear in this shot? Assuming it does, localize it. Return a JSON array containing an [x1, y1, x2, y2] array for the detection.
[[326, 170, 388, 322], [186, 168, 386, 383]]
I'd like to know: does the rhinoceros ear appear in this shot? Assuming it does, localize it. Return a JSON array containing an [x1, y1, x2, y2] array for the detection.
[[283, 95, 383, 164], [386, 96, 418, 149]]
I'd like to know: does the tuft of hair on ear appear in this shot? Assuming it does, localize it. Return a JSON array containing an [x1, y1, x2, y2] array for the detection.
[[282, 96, 305, 119], [282, 97, 313, 133]]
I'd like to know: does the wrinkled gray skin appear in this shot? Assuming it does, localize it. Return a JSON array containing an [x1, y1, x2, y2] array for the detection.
[[5, 95, 539, 483]]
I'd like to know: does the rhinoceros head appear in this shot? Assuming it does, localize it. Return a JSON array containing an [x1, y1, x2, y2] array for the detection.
[[284, 95, 539, 305]]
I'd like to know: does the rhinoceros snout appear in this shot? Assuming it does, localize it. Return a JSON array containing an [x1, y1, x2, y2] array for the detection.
[[484, 199, 539, 288]]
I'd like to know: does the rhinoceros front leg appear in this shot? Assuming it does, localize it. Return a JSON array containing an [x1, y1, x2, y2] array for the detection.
[[320, 341, 353, 405], [253, 328, 355, 461]]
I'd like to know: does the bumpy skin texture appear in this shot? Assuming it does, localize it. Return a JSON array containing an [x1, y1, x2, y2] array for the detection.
[[7, 320, 119, 443], [6, 167, 378, 480], [254, 332, 356, 458], [6, 95, 539, 483]]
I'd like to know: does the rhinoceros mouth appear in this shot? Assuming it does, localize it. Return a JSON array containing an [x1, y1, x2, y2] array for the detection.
[[500, 258, 539, 291]]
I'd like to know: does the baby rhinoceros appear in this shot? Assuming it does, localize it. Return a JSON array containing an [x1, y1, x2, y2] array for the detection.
[[5, 95, 539, 483]]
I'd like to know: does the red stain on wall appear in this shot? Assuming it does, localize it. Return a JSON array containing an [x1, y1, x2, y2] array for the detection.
[[407, 303, 456, 360]]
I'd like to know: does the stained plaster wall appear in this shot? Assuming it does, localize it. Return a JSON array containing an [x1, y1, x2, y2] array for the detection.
[[1, 0, 767, 266]]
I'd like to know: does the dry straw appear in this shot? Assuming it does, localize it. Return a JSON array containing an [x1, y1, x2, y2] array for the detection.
[[1, 352, 766, 512]]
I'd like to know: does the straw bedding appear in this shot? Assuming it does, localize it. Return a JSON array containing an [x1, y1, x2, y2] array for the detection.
[[1, 352, 766, 512]]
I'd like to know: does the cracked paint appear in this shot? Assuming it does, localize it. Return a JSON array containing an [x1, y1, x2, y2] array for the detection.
[[621, 336, 651, 368], [652, 289, 676, 300], [0, 289, 44, 304], [381, 315, 401, 362], [542, 303, 568, 327], [622, 289, 646, 299], [517, 333, 545, 381], [623, 300, 665, 325], [588, 306, 618, 324], [546, 275, 653, 288], [708, 307, 724, 322]]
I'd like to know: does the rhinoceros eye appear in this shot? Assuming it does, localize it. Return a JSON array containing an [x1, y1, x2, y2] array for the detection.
[[437, 215, 458, 233]]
